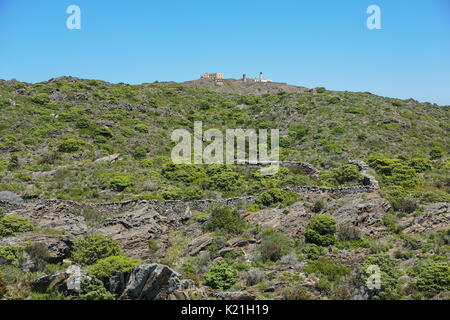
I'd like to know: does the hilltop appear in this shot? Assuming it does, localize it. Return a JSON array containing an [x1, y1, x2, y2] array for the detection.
[[183, 78, 309, 95]]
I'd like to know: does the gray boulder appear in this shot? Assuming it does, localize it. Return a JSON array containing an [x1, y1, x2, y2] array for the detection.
[[120, 264, 180, 300], [0, 191, 23, 203]]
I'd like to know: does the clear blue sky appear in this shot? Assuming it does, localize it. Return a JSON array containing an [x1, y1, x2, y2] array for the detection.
[[1, 0, 449, 105]]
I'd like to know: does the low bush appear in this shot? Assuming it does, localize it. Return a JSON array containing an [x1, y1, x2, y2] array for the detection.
[[0, 246, 24, 267], [88, 255, 141, 278], [71, 234, 122, 266], [300, 243, 326, 260], [361, 254, 402, 300], [104, 173, 133, 191], [414, 260, 450, 297], [206, 205, 246, 235], [31, 93, 50, 105], [79, 277, 115, 300], [162, 163, 206, 183], [304, 257, 350, 282], [259, 228, 292, 262], [337, 224, 361, 241], [304, 215, 336, 246], [0, 215, 33, 237], [204, 259, 238, 290], [256, 188, 297, 207], [57, 139, 90, 153]]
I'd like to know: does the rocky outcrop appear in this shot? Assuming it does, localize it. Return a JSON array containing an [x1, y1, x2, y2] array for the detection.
[[331, 193, 390, 236], [402, 203, 449, 234], [0, 191, 23, 204], [33, 266, 89, 294], [245, 192, 390, 238], [188, 234, 214, 256], [118, 264, 181, 300], [0, 233, 72, 264]]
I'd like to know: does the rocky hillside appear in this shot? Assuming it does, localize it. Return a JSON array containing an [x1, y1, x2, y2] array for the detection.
[[0, 77, 448, 300]]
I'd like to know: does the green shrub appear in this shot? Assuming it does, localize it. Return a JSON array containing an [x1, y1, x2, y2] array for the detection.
[[304, 215, 336, 246], [88, 255, 141, 278], [0, 276, 6, 298], [391, 99, 404, 107], [368, 155, 421, 189], [259, 229, 292, 262], [161, 186, 183, 200], [148, 238, 160, 254], [79, 277, 115, 300], [132, 146, 148, 160], [430, 147, 443, 159], [162, 163, 206, 183], [71, 234, 122, 266], [256, 188, 297, 207], [206, 205, 246, 235], [105, 173, 133, 191], [207, 171, 244, 191], [31, 93, 50, 105], [315, 87, 326, 93], [7, 155, 19, 171], [382, 213, 401, 233], [94, 126, 113, 138], [361, 254, 402, 300], [304, 257, 349, 282], [414, 260, 450, 297], [0, 215, 33, 237], [0, 246, 24, 267], [204, 260, 238, 290], [57, 139, 90, 153], [300, 243, 325, 260], [332, 165, 363, 184], [288, 124, 309, 140], [408, 158, 432, 172], [312, 199, 325, 213]]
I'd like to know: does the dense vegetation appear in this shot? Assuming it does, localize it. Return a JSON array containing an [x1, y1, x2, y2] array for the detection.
[[0, 77, 447, 206], [0, 77, 448, 300]]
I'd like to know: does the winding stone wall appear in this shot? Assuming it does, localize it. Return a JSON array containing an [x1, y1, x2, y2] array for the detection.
[[0, 160, 379, 214]]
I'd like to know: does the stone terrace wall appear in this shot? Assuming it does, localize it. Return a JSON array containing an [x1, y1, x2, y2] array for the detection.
[[0, 161, 379, 214]]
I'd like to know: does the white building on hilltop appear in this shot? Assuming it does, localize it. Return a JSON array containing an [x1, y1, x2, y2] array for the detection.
[[242, 72, 272, 83]]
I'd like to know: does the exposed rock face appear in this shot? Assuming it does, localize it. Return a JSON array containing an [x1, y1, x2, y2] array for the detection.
[[402, 202, 450, 234], [188, 234, 214, 256], [13, 202, 88, 237], [331, 193, 390, 237], [33, 265, 89, 294], [95, 204, 191, 259], [245, 193, 389, 239], [0, 191, 23, 204], [94, 154, 122, 163], [0, 233, 72, 263], [244, 202, 311, 239], [119, 264, 181, 300], [215, 291, 257, 300]]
